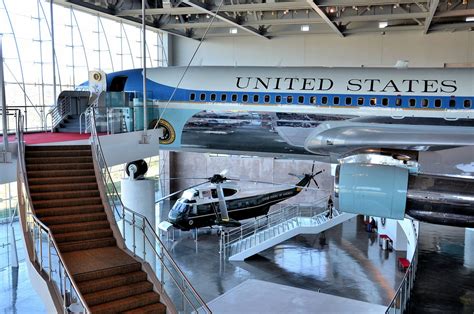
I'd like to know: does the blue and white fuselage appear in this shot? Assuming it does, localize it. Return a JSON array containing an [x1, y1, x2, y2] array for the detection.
[[104, 66, 474, 159]]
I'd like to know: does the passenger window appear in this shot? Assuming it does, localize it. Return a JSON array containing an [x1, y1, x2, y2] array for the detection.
[[210, 93, 216, 101], [242, 94, 249, 102], [253, 95, 259, 103], [396, 98, 402, 106], [421, 99, 429, 107], [200, 93, 206, 101], [382, 98, 389, 106], [231, 94, 237, 102], [287, 96, 293, 103], [357, 97, 364, 105], [409, 99, 416, 107], [298, 96, 304, 104], [370, 98, 377, 106], [434, 99, 442, 108], [464, 99, 471, 108], [322, 96, 328, 105], [264, 95, 270, 103], [333, 96, 340, 105], [276, 95, 282, 103], [310, 96, 317, 104], [221, 94, 227, 102], [345, 97, 352, 105], [449, 99, 456, 108], [190, 93, 196, 101]]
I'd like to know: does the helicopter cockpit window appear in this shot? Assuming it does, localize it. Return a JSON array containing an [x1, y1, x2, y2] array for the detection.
[[182, 189, 198, 200], [173, 202, 188, 213], [211, 189, 218, 198], [223, 188, 237, 197]]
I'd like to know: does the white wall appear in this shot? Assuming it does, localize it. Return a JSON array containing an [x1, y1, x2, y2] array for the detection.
[[171, 31, 474, 67]]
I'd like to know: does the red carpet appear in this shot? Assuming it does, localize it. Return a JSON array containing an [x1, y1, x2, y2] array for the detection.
[[1, 132, 96, 145]]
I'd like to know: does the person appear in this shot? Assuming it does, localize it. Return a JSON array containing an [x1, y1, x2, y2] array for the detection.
[[325, 197, 334, 219]]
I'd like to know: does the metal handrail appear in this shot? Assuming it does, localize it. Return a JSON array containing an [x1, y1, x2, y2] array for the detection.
[[45, 96, 72, 132], [16, 112, 90, 313], [79, 100, 96, 134], [220, 197, 330, 252], [89, 108, 211, 313], [385, 221, 419, 313]]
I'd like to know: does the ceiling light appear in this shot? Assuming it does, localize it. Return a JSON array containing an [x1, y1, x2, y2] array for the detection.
[[466, 16, 474, 22], [301, 25, 310, 32], [379, 21, 388, 28], [206, 14, 210, 19], [229, 28, 238, 34]]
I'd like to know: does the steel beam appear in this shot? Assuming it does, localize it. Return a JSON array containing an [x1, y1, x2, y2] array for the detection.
[[424, 0, 440, 34], [306, 0, 344, 37], [182, 0, 270, 40]]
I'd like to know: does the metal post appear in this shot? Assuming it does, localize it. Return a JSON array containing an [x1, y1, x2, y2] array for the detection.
[[132, 213, 136, 256], [142, 0, 147, 134], [142, 218, 146, 260], [0, 34, 8, 154], [50, 0, 57, 112]]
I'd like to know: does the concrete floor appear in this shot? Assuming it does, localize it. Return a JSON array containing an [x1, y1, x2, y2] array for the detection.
[[165, 216, 406, 307]]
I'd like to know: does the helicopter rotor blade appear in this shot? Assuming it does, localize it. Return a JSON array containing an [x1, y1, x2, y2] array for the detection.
[[312, 178, 320, 188], [314, 170, 324, 176], [220, 169, 229, 177], [155, 181, 209, 204], [311, 162, 315, 174]]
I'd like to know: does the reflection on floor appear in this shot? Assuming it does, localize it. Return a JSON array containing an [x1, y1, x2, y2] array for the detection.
[[0, 263, 46, 314], [166, 216, 406, 307], [408, 223, 474, 313], [207, 279, 387, 314]]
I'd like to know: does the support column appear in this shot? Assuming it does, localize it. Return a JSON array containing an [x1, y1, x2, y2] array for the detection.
[[465, 228, 474, 269], [121, 179, 156, 269], [1, 34, 11, 163]]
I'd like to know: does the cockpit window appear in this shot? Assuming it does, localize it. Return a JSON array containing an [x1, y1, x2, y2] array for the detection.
[[173, 202, 188, 213], [223, 188, 237, 197], [182, 189, 198, 200]]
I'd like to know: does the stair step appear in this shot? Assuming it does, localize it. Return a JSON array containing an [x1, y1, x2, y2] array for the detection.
[[75, 262, 142, 283], [77, 271, 147, 294], [122, 302, 166, 314], [26, 150, 92, 158], [54, 228, 113, 243], [58, 237, 116, 253], [84, 281, 153, 306], [34, 197, 102, 209], [26, 145, 91, 151], [40, 212, 107, 225], [29, 182, 98, 193], [26, 162, 93, 171], [89, 291, 160, 313], [49, 220, 111, 234], [25, 156, 93, 164], [31, 190, 100, 201], [29, 176, 97, 186], [27, 169, 95, 178], [36, 204, 104, 218]]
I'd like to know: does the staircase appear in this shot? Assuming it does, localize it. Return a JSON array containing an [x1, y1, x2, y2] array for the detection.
[[55, 114, 82, 133], [25, 145, 166, 313], [221, 205, 357, 261]]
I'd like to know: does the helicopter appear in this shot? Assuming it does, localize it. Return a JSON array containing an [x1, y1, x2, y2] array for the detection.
[[156, 165, 324, 231]]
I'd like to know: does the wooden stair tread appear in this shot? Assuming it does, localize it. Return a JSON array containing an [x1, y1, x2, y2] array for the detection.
[[31, 189, 100, 200], [27, 169, 96, 178], [29, 182, 98, 193], [33, 196, 102, 208], [54, 228, 113, 243], [40, 212, 107, 225], [89, 291, 161, 314], [84, 281, 154, 306], [28, 175, 97, 185], [122, 301, 166, 314], [25, 156, 93, 164], [50, 220, 111, 234], [77, 271, 148, 294], [58, 237, 116, 253], [26, 145, 91, 151]]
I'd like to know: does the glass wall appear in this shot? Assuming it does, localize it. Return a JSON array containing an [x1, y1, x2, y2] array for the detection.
[[0, 0, 167, 133]]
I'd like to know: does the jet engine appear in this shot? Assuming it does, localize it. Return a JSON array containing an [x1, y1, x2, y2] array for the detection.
[[334, 151, 474, 228]]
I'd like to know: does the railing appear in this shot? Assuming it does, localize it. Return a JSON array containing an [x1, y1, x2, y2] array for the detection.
[[45, 96, 71, 132], [16, 112, 90, 313], [79, 100, 96, 134], [219, 197, 332, 256], [90, 108, 211, 313], [385, 221, 419, 314]]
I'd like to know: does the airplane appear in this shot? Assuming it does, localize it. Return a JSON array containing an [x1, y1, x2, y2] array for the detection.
[[156, 168, 323, 231], [81, 66, 474, 228]]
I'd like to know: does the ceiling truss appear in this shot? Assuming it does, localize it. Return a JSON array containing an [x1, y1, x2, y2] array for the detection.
[[54, 0, 474, 40]]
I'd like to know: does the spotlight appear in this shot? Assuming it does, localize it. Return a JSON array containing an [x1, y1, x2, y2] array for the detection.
[[466, 16, 474, 22], [301, 25, 310, 32], [379, 21, 388, 28], [229, 28, 238, 34]]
